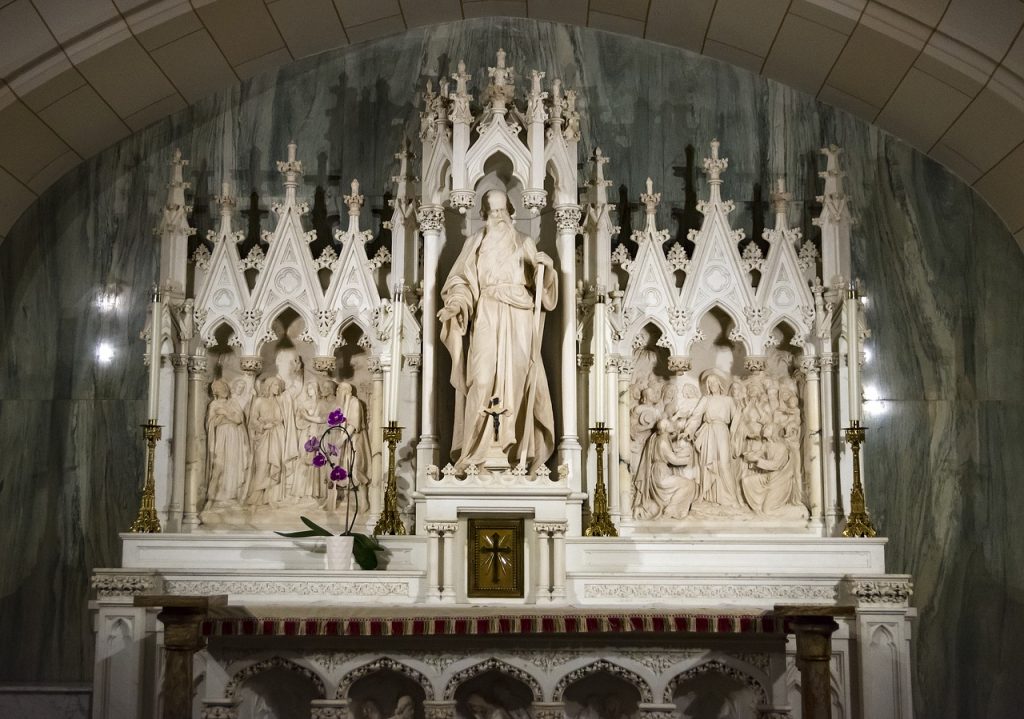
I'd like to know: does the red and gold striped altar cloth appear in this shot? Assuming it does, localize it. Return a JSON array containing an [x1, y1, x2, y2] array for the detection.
[[203, 610, 780, 638]]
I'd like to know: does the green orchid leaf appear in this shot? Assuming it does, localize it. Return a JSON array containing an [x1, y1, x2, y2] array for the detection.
[[275, 529, 321, 538], [299, 516, 333, 536], [351, 533, 380, 570]]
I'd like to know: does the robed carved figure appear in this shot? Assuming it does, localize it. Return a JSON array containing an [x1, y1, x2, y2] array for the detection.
[[438, 189, 558, 472]]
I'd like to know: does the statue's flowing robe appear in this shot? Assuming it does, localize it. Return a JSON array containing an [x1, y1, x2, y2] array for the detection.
[[205, 397, 249, 504], [440, 225, 557, 471]]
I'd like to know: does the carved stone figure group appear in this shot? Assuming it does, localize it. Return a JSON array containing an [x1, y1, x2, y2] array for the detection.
[[203, 348, 370, 514], [630, 363, 808, 521]]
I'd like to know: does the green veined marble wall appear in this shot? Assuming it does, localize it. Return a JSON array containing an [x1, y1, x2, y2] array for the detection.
[[0, 18, 1021, 719]]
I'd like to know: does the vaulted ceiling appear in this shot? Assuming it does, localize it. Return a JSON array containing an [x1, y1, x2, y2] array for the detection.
[[1, 0, 1023, 248]]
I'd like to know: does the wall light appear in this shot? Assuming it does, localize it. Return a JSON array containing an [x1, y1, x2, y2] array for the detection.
[[96, 284, 120, 312], [95, 341, 115, 364]]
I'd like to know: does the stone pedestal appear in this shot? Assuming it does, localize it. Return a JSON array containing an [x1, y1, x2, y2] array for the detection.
[[777, 605, 853, 719]]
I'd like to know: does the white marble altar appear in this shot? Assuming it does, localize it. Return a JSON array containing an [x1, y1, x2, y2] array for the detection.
[[81, 35, 919, 719]]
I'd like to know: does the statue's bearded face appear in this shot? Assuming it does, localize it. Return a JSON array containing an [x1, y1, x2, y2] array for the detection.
[[486, 206, 511, 233]]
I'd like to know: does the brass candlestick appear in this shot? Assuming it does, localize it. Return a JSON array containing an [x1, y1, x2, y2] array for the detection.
[[842, 420, 876, 538], [374, 421, 407, 535], [130, 421, 163, 533], [584, 422, 618, 537]]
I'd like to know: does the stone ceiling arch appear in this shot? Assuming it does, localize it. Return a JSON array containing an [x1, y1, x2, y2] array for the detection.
[[1, 2, 1023, 249]]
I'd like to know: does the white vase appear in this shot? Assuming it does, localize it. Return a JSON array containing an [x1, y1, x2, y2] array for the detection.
[[324, 535, 355, 571]]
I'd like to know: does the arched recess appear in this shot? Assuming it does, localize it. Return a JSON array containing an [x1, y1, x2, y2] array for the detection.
[[443, 658, 542, 701], [553, 659, 653, 703], [337, 657, 434, 700], [254, 301, 318, 356], [690, 303, 752, 356], [664, 659, 767, 705], [763, 318, 805, 379], [224, 656, 326, 700], [466, 138, 531, 193]]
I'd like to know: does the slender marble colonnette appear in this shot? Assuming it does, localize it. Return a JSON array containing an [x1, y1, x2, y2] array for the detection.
[[1, 17, 1023, 719]]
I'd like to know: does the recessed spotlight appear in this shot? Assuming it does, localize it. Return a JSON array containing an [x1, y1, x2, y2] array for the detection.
[[96, 342, 115, 364]]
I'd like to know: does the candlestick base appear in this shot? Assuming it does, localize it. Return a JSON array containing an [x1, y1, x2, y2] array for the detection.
[[842, 420, 876, 538], [130, 422, 163, 533], [374, 421, 407, 536], [584, 422, 618, 537]]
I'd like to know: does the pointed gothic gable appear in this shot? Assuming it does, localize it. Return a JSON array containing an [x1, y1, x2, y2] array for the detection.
[[248, 208, 323, 343], [679, 144, 754, 346]]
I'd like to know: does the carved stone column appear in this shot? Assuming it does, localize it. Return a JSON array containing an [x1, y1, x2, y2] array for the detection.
[[134, 595, 227, 719], [311, 699, 349, 718], [167, 353, 189, 531], [790, 615, 841, 719], [818, 353, 842, 533], [534, 523, 555, 601], [555, 204, 583, 491], [201, 700, 240, 718], [801, 356, 824, 526], [756, 710, 793, 719], [425, 523, 442, 601], [604, 355, 620, 516], [577, 353, 593, 499], [616, 357, 633, 517], [423, 701, 456, 719], [551, 522, 567, 601], [368, 357, 384, 517], [417, 205, 445, 470], [435, 521, 459, 602], [183, 353, 208, 529]]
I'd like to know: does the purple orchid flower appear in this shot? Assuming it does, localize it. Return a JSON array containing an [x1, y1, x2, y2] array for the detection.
[[326, 443, 339, 457], [328, 409, 346, 426], [330, 466, 348, 482], [303, 436, 319, 453], [312, 453, 327, 467]]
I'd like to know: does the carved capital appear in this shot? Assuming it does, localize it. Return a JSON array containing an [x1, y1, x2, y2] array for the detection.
[[535, 521, 567, 536], [554, 204, 582, 233], [416, 205, 445, 233], [310, 702, 348, 719], [846, 578, 913, 607], [403, 353, 422, 371], [312, 356, 336, 375], [170, 353, 189, 370], [187, 354, 208, 378], [449, 190, 475, 214], [522, 189, 547, 214], [425, 521, 458, 536], [818, 353, 838, 371], [757, 711, 793, 719], [92, 572, 161, 598], [667, 355, 691, 374], [239, 356, 262, 375], [367, 357, 384, 377], [577, 353, 594, 370], [201, 703, 239, 719], [800, 356, 819, 379], [423, 702, 456, 719], [744, 356, 767, 373]]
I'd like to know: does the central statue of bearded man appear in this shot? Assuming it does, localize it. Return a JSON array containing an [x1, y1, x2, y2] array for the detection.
[[438, 189, 558, 472]]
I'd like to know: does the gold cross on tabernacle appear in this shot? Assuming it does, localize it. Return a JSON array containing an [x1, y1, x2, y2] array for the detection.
[[482, 532, 512, 583]]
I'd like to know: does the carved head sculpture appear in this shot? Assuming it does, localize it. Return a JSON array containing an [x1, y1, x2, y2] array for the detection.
[[729, 379, 747, 402], [231, 378, 248, 398], [336, 381, 354, 400], [465, 694, 493, 719], [394, 696, 415, 719], [361, 700, 382, 719], [266, 376, 285, 397], [303, 382, 317, 400], [317, 378, 336, 399], [482, 189, 513, 230], [701, 368, 731, 395], [275, 347, 303, 381], [210, 379, 230, 399]]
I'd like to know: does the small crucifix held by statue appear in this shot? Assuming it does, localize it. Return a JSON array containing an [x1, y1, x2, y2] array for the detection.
[[481, 396, 511, 472]]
